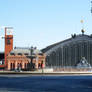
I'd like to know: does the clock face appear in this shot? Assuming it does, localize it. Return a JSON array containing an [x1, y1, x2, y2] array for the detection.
[[6, 28, 13, 35]]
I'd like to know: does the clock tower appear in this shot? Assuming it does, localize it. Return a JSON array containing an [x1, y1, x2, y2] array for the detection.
[[5, 27, 13, 67]]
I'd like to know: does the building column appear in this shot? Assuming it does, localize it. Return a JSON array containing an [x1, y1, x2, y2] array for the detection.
[[35, 56, 38, 69], [15, 61, 17, 70], [43, 60, 45, 68], [22, 61, 25, 69], [7, 61, 11, 70]]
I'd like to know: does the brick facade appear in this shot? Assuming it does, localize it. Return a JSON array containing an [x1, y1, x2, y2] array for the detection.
[[6, 53, 45, 70]]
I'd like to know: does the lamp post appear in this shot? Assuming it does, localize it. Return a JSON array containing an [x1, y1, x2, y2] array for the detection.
[[30, 46, 34, 70], [27, 46, 35, 71]]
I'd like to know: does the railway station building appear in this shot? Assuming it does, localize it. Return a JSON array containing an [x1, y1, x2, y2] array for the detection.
[[42, 30, 92, 69]]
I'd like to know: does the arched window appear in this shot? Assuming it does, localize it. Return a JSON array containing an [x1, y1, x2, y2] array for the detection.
[[13, 63, 15, 70], [10, 63, 13, 70], [25, 63, 26, 69], [20, 63, 22, 68], [17, 63, 20, 68]]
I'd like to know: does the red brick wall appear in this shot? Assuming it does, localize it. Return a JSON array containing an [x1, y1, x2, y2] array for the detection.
[[5, 35, 13, 67], [6, 54, 46, 70]]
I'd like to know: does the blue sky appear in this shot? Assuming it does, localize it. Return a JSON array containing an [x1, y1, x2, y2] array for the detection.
[[0, 0, 92, 51]]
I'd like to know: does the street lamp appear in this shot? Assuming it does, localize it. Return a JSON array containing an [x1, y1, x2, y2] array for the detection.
[[27, 46, 36, 70]]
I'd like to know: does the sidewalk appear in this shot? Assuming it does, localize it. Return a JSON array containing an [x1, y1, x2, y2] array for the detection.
[[0, 69, 92, 76]]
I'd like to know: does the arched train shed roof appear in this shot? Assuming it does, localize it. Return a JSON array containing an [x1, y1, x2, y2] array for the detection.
[[42, 34, 92, 55]]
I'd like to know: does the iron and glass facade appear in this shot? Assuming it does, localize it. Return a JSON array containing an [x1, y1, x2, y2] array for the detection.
[[42, 34, 92, 67]]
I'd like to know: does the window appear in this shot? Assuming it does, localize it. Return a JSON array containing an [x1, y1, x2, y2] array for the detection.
[[7, 39, 11, 45], [24, 53, 29, 56], [17, 53, 22, 55]]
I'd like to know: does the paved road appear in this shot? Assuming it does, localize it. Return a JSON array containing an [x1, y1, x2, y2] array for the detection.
[[0, 75, 92, 92]]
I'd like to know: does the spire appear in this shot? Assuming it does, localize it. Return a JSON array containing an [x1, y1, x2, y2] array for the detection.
[[81, 29, 85, 35], [80, 19, 85, 35]]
